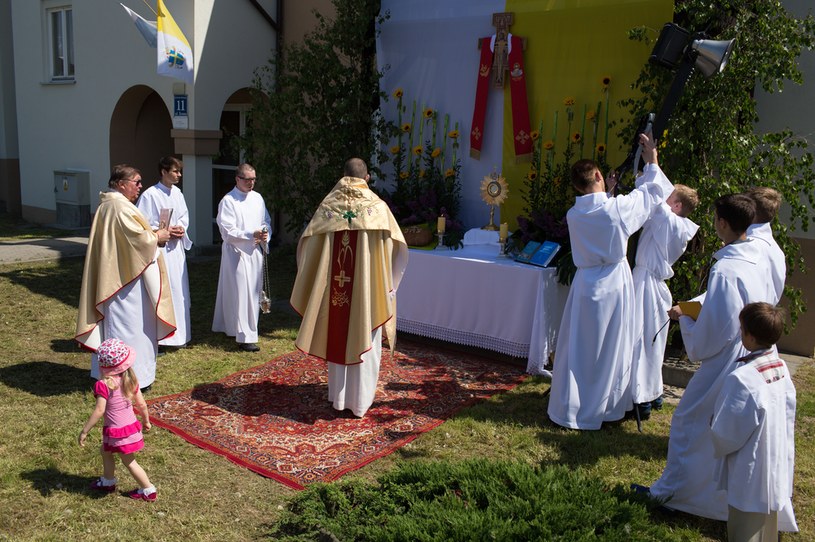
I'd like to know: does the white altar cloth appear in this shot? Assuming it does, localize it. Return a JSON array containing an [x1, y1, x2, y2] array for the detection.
[[396, 245, 569, 375]]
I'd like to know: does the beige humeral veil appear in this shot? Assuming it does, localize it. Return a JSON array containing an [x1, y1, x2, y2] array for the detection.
[[75, 191, 176, 349], [291, 176, 408, 364]]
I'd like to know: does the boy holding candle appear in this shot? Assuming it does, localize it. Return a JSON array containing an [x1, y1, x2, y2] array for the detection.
[[547, 134, 672, 430]]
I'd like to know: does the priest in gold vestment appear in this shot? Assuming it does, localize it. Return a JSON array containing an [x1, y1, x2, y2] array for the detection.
[[291, 158, 408, 417], [75, 165, 176, 392]]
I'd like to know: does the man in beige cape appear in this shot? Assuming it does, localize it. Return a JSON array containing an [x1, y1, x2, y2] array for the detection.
[[291, 158, 408, 417], [75, 164, 176, 392]]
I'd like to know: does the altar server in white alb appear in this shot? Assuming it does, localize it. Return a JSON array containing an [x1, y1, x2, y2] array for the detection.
[[212, 163, 272, 353], [711, 302, 797, 540], [643, 194, 795, 531], [745, 186, 786, 305], [630, 183, 699, 418], [547, 134, 672, 430], [291, 158, 408, 417], [137, 157, 192, 347]]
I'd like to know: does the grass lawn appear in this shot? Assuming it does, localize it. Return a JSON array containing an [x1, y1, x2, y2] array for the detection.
[[0, 237, 812, 541]]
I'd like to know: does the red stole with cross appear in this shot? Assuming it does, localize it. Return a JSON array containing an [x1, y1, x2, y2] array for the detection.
[[326, 229, 359, 364], [470, 34, 533, 163]]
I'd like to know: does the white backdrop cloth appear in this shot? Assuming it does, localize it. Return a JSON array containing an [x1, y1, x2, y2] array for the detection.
[[396, 244, 568, 374]]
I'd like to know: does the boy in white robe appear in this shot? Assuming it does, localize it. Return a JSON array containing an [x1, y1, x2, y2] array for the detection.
[[636, 194, 795, 530], [711, 302, 797, 540], [745, 186, 786, 305], [547, 134, 672, 430], [137, 157, 193, 347], [630, 184, 699, 419], [212, 164, 272, 352]]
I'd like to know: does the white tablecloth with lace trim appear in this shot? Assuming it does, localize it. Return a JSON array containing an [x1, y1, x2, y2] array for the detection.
[[396, 245, 569, 375]]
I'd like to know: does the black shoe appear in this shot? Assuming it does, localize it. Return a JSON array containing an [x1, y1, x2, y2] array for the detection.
[[140, 384, 152, 395], [651, 395, 664, 411], [239, 343, 260, 352], [630, 483, 651, 495]]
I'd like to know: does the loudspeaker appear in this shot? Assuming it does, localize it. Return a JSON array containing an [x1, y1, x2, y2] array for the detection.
[[649, 23, 691, 69], [691, 38, 735, 77]]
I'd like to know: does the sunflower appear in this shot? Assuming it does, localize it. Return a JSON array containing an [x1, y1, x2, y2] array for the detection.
[[543, 140, 555, 150], [526, 170, 538, 181], [392, 88, 404, 98], [431, 147, 441, 158], [390, 145, 401, 154], [530, 130, 540, 141], [447, 129, 460, 139], [586, 110, 597, 121], [399, 171, 409, 180], [596, 143, 607, 154], [444, 168, 455, 178], [419, 169, 427, 178], [563, 97, 576, 107], [401, 123, 412, 133], [423, 107, 434, 119], [571, 132, 582, 143], [601, 75, 612, 88], [412, 145, 422, 156]]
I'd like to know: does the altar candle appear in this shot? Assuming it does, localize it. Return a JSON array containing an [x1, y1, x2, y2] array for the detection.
[[499, 222, 508, 241], [437, 216, 446, 233]]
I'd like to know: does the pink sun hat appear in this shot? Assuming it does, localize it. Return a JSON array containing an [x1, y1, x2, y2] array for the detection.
[[97, 338, 135, 376]]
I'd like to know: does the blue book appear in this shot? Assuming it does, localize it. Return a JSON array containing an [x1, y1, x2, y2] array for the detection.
[[529, 240, 561, 267], [514, 241, 541, 263]]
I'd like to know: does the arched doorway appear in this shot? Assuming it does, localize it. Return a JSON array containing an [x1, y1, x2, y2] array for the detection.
[[109, 85, 175, 189]]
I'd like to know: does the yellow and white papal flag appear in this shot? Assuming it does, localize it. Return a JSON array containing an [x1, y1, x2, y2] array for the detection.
[[156, 0, 193, 85]]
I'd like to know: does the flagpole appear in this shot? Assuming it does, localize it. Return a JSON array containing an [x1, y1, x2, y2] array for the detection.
[[141, 0, 157, 16]]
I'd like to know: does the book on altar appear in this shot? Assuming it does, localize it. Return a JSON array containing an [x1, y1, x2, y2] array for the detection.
[[514, 240, 561, 268], [678, 300, 702, 320], [158, 208, 173, 230]]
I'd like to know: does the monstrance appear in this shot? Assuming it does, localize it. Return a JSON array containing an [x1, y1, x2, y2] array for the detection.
[[479, 170, 509, 230]]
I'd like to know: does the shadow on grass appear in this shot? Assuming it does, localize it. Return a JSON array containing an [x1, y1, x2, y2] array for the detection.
[[21, 467, 111, 499], [0, 361, 90, 396], [0, 259, 83, 307]]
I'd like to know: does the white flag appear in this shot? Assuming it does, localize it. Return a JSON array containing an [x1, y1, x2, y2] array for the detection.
[[157, 0, 194, 85], [120, 3, 157, 48]]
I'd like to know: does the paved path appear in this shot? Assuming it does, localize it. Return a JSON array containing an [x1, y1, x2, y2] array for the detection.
[[0, 236, 89, 265]]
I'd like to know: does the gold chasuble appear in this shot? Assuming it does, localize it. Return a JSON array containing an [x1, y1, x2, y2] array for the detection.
[[291, 177, 408, 365], [75, 191, 176, 350]]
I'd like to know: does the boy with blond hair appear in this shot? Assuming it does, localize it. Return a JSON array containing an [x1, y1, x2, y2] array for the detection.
[[745, 186, 785, 304], [711, 302, 797, 539], [631, 183, 699, 419]]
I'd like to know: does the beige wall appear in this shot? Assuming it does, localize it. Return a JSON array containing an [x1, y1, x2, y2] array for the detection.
[[282, 0, 335, 47], [779, 236, 815, 357]]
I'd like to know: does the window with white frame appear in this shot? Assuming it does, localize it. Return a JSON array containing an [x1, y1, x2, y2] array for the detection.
[[46, 4, 74, 80]]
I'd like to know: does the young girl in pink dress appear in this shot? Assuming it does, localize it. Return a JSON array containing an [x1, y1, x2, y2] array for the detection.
[[78, 338, 157, 501]]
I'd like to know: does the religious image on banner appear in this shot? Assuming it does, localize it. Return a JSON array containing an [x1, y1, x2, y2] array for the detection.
[[470, 12, 532, 164], [156, 0, 194, 85]]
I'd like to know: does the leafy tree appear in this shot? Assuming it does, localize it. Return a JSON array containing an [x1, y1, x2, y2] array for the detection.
[[246, 0, 390, 234], [622, 0, 815, 326]]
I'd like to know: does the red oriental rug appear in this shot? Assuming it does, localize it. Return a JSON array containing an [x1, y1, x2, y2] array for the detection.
[[147, 342, 526, 489]]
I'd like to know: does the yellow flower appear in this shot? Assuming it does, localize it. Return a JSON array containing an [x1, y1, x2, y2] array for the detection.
[[447, 129, 460, 139], [399, 171, 409, 179], [601, 75, 612, 88], [543, 140, 555, 150], [431, 147, 441, 158], [586, 110, 597, 121], [419, 169, 426, 178], [393, 88, 404, 98], [596, 143, 607, 154], [413, 145, 423, 156], [401, 123, 412, 133], [563, 97, 576, 107], [526, 170, 538, 181], [390, 145, 401, 154], [530, 130, 540, 141], [423, 107, 434, 119], [571, 132, 582, 143], [444, 168, 455, 178]]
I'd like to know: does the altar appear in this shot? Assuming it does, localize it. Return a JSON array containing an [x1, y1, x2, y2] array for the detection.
[[396, 243, 569, 375]]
